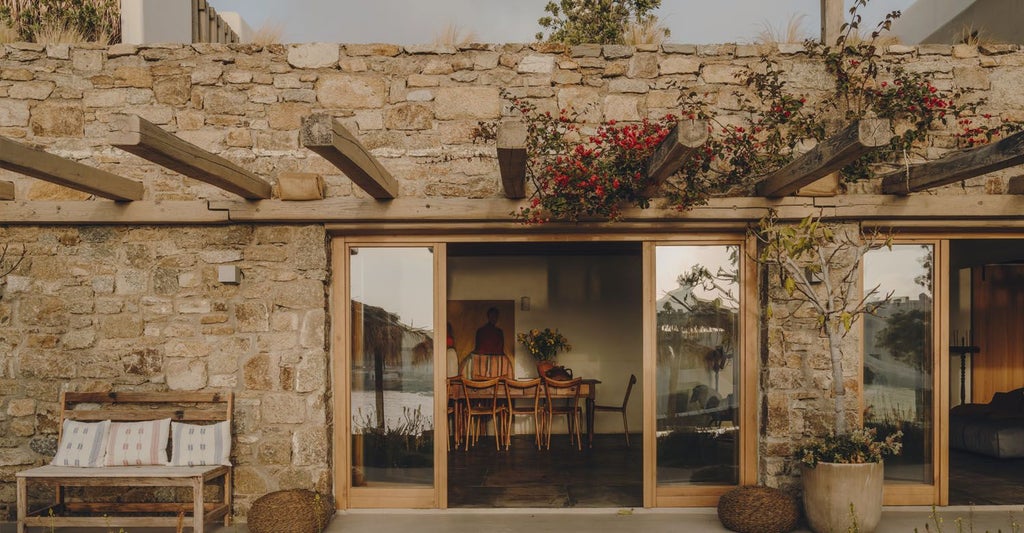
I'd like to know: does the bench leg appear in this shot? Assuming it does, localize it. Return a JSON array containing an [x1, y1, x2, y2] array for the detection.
[[16, 477, 26, 533], [224, 469, 232, 526], [193, 477, 205, 533]]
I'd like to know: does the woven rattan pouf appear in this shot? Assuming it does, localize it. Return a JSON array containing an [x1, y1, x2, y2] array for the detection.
[[717, 485, 799, 533], [247, 489, 335, 533]]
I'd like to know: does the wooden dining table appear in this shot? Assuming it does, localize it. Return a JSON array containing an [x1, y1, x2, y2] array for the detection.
[[452, 377, 602, 447]]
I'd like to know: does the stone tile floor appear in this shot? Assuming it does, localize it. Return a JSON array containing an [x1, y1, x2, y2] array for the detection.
[[5, 506, 1024, 533]]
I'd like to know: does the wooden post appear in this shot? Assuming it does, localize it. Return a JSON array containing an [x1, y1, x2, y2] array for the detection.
[[198, 0, 209, 43], [191, 0, 199, 43], [496, 120, 527, 199], [111, 115, 272, 199], [301, 114, 400, 199], [821, 0, 845, 46]]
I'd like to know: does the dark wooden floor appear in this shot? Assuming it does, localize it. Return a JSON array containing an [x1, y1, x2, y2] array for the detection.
[[448, 433, 642, 508], [949, 449, 1024, 505]]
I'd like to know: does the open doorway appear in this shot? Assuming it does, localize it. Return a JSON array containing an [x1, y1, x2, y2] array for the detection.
[[445, 241, 643, 507], [947, 239, 1024, 505]]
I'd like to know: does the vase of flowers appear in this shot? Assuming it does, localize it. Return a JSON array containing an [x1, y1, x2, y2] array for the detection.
[[517, 328, 571, 376]]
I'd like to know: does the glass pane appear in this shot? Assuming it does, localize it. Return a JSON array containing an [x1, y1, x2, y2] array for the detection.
[[350, 247, 434, 487], [863, 244, 934, 484], [655, 245, 740, 486]]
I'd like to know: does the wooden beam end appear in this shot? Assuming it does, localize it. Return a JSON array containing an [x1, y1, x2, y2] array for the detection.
[[300, 113, 335, 147], [0, 180, 14, 200], [858, 118, 893, 147]]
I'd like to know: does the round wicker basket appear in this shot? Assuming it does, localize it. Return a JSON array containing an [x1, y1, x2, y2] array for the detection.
[[717, 485, 799, 533], [247, 489, 335, 533]]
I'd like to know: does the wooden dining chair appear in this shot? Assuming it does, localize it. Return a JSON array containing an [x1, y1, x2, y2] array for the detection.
[[446, 376, 466, 451], [594, 373, 637, 448], [461, 377, 506, 451], [541, 376, 583, 451], [502, 378, 543, 450]]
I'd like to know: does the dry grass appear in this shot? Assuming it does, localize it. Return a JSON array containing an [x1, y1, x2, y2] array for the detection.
[[754, 13, 808, 45], [0, 0, 119, 43], [955, 23, 1002, 46], [32, 21, 90, 44], [250, 21, 285, 45], [0, 22, 17, 43], [432, 23, 478, 46], [623, 15, 669, 46]]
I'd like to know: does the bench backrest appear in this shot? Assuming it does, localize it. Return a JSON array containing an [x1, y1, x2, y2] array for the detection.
[[58, 391, 233, 442]]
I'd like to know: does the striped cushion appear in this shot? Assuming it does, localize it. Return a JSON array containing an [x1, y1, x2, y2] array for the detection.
[[103, 418, 171, 466], [51, 419, 110, 467], [169, 421, 231, 467], [471, 353, 513, 379]]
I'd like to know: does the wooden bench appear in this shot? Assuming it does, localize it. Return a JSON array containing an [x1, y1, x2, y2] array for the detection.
[[16, 391, 233, 533]]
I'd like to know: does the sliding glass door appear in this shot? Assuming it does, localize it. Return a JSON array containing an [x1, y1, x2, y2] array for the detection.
[[342, 244, 444, 508], [648, 240, 756, 506]]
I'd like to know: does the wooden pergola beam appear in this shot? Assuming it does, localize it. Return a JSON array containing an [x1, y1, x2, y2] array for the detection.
[[755, 118, 892, 198], [644, 119, 709, 195], [0, 181, 14, 200], [300, 114, 399, 199], [881, 129, 1024, 195], [0, 135, 143, 201], [497, 120, 527, 199], [111, 115, 271, 200]]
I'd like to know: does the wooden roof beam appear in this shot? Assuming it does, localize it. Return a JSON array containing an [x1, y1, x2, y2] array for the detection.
[[111, 115, 271, 200], [755, 118, 891, 198], [881, 129, 1024, 195], [497, 120, 527, 199], [300, 114, 399, 199], [644, 119, 709, 195], [0, 135, 142, 201]]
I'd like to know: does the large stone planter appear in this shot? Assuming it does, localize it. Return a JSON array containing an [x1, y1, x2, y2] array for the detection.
[[802, 461, 884, 533]]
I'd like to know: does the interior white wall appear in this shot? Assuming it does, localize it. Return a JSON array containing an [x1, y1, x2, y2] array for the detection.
[[448, 253, 643, 436]]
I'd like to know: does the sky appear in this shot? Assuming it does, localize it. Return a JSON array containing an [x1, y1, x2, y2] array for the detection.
[[207, 0, 918, 45]]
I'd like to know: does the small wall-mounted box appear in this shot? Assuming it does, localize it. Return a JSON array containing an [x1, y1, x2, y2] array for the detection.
[[217, 265, 241, 284]]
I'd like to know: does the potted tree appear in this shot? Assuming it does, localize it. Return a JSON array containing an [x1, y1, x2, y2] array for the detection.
[[516, 328, 571, 377], [756, 212, 902, 533]]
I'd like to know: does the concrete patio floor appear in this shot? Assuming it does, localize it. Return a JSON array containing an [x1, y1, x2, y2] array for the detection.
[[5, 506, 1024, 533]]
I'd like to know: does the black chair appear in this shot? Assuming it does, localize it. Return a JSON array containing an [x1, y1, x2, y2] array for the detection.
[[594, 374, 637, 448]]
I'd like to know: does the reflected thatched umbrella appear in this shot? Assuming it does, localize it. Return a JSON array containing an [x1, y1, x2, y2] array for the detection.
[[354, 301, 403, 429]]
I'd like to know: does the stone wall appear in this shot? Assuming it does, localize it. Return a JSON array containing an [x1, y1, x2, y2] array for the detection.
[[1, 39, 1024, 514], [1, 41, 1023, 202], [0, 224, 329, 519]]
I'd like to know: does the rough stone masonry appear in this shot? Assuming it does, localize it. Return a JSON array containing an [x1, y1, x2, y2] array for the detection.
[[1, 39, 1023, 517]]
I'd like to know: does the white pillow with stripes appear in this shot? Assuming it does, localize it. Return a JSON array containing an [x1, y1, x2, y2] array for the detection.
[[51, 419, 110, 467], [103, 418, 171, 466], [169, 421, 231, 467]]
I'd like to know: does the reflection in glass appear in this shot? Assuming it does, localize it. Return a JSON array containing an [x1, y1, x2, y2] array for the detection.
[[350, 247, 434, 487], [863, 245, 933, 484], [655, 245, 740, 486]]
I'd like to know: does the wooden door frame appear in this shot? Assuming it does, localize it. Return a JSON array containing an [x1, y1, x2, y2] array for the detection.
[[860, 236, 949, 506], [331, 239, 444, 509], [643, 235, 759, 507], [331, 231, 758, 509]]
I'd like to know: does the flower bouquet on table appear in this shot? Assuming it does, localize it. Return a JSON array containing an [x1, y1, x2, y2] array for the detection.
[[517, 328, 571, 377]]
